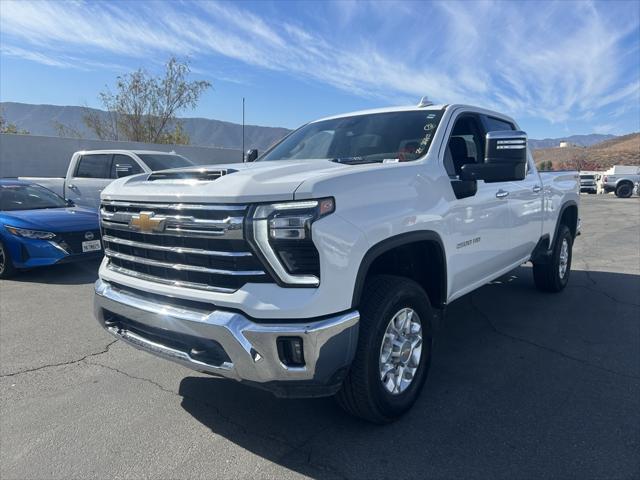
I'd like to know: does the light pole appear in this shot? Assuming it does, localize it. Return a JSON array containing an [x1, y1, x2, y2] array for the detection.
[[242, 97, 245, 162]]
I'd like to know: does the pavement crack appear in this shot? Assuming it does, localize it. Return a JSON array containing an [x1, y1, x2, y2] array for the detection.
[[84, 359, 300, 451], [0, 339, 119, 378], [468, 294, 640, 381], [84, 358, 177, 396]]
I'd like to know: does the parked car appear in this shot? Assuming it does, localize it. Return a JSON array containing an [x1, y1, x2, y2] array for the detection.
[[0, 179, 102, 278], [19, 150, 195, 209], [579, 171, 598, 194], [600, 165, 640, 198], [93, 102, 579, 423]]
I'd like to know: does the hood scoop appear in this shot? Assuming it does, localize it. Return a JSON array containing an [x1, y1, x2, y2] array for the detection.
[[147, 168, 237, 182]]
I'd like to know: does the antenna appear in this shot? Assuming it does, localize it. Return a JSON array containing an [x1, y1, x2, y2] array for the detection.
[[242, 97, 245, 162], [418, 96, 433, 107]]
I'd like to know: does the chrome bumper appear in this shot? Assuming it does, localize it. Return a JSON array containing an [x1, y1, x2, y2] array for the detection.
[[94, 279, 359, 397]]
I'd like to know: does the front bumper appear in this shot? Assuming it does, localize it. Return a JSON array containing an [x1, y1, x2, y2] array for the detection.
[[94, 279, 359, 397], [4, 234, 101, 269]]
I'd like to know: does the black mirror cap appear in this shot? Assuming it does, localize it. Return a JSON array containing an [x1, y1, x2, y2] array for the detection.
[[485, 130, 527, 165], [245, 149, 259, 163], [460, 130, 528, 183], [66, 199, 75, 207]]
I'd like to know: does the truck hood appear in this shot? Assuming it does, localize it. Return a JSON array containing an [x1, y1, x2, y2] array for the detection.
[[102, 159, 350, 204], [0, 207, 99, 232]]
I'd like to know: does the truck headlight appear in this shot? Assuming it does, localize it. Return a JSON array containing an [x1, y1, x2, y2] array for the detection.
[[4, 225, 56, 240], [247, 198, 335, 287]]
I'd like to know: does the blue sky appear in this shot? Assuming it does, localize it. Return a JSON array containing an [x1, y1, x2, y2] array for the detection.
[[1, 0, 638, 139]]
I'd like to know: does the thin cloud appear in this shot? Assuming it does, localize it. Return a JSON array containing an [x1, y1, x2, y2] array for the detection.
[[1, 0, 638, 126]]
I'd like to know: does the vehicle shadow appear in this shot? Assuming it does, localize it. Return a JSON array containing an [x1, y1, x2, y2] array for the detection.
[[178, 267, 640, 479], [7, 257, 102, 285]]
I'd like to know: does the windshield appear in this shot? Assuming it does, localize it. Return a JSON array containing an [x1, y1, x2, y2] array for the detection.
[[137, 154, 194, 171], [0, 184, 68, 211], [260, 110, 444, 163]]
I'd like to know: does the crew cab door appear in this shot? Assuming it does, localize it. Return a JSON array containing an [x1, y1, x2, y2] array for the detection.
[[66, 153, 114, 209], [480, 116, 543, 262], [441, 112, 515, 299], [66, 153, 144, 209]]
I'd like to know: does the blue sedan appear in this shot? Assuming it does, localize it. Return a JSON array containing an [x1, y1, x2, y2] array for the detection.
[[0, 179, 102, 278]]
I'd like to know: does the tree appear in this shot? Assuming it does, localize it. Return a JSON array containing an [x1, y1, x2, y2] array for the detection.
[[84, 57, 211, 144], [52, 121, 83, 139], [0, 114, 29, 135], [537, 160, 553, 171]]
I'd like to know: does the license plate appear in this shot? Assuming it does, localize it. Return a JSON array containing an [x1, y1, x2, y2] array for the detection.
[[82, 240, 102, 252]]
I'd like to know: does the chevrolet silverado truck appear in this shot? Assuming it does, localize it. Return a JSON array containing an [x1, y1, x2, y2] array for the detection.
[[20, 150, 195, 209], [94, 102, 580, 423]]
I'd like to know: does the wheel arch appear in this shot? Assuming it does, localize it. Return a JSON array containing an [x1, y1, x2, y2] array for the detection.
[[557, 201, 578, 239], [351, 231, 447, 310]]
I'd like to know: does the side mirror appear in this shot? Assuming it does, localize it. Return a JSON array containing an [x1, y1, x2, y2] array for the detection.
[[460, 130, 527, 183], [66, 199, 75, 207], [115, 164, 133, 178], [245, 149, 258, 163]]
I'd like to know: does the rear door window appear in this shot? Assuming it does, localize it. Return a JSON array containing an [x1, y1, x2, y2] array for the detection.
[[110, 154, 143, 179], [74, 154, 112, 178]]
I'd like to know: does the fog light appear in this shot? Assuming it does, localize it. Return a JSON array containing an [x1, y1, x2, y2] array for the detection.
[[277, 336, 305, 367]]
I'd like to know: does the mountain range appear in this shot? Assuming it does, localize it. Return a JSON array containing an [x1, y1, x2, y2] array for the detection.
[[0, 101, 618, 151], [0, 102, 290, 151]]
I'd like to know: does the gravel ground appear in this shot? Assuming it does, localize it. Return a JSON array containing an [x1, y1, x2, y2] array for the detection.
[[1, 195, 639, 480]]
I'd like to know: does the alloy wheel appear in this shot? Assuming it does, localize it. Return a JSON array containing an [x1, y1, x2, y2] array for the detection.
[[558, 238, 569, 279], [378, 308, 423, 395]]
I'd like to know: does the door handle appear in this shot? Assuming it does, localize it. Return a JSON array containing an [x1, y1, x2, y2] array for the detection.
[[67, 184, 76, 190], [496, 189, 509, 199], [532, 185, 542, 193]]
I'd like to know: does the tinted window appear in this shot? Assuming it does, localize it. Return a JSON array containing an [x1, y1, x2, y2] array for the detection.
[[260, 110, 444, 163], [444, 115, 485, 177], [75, 154, 111, 178], [136, 154, 194, 171], [111, 154, 143, 179], [484, 116, 514, 132], [0, 184, 68, 211]]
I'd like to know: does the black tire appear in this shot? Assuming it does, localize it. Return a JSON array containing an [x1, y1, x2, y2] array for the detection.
[[336, 275, 433, 423], [0, 240, 16, 279], [615, 183, 633, 198], [533, 225, 573, 293]]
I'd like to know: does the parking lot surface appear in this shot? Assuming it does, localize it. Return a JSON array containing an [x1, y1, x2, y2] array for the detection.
[[1, 195, 639, 480]]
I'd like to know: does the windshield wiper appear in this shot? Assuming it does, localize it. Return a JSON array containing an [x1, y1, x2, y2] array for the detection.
[[331, 157, 383, 165]]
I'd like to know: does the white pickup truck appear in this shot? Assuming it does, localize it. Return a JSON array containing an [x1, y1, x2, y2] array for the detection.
[[94, 102, 580, 423], [20, 150, 195, 209]]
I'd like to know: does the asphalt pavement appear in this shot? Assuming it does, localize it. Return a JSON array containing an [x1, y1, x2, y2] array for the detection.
[[1, 195, 639, 479]]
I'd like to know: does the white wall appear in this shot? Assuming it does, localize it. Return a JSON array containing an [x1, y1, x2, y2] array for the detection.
[[0, 133, 243, 177]]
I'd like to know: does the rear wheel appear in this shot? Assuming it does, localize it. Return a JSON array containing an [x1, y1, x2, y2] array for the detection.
[[337, 275, 433, 423], [533, 225, 573, 292], [615, 182, 633, 198], [0, 240, 16, 279]]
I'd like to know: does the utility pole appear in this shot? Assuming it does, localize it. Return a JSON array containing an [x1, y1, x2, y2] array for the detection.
[[242, 97, 245, 162]]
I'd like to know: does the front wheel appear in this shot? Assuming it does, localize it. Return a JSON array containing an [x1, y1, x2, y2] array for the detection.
[[336, 275, 433, 423], [0, 240, 16, 279], [533, 225, 573, 292]]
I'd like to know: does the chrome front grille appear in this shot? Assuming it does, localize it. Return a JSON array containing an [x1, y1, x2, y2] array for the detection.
[[100, 200, 271, 293]]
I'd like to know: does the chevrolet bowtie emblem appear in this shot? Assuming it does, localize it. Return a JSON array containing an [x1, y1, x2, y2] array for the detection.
[[129, 211, 166, 233]]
